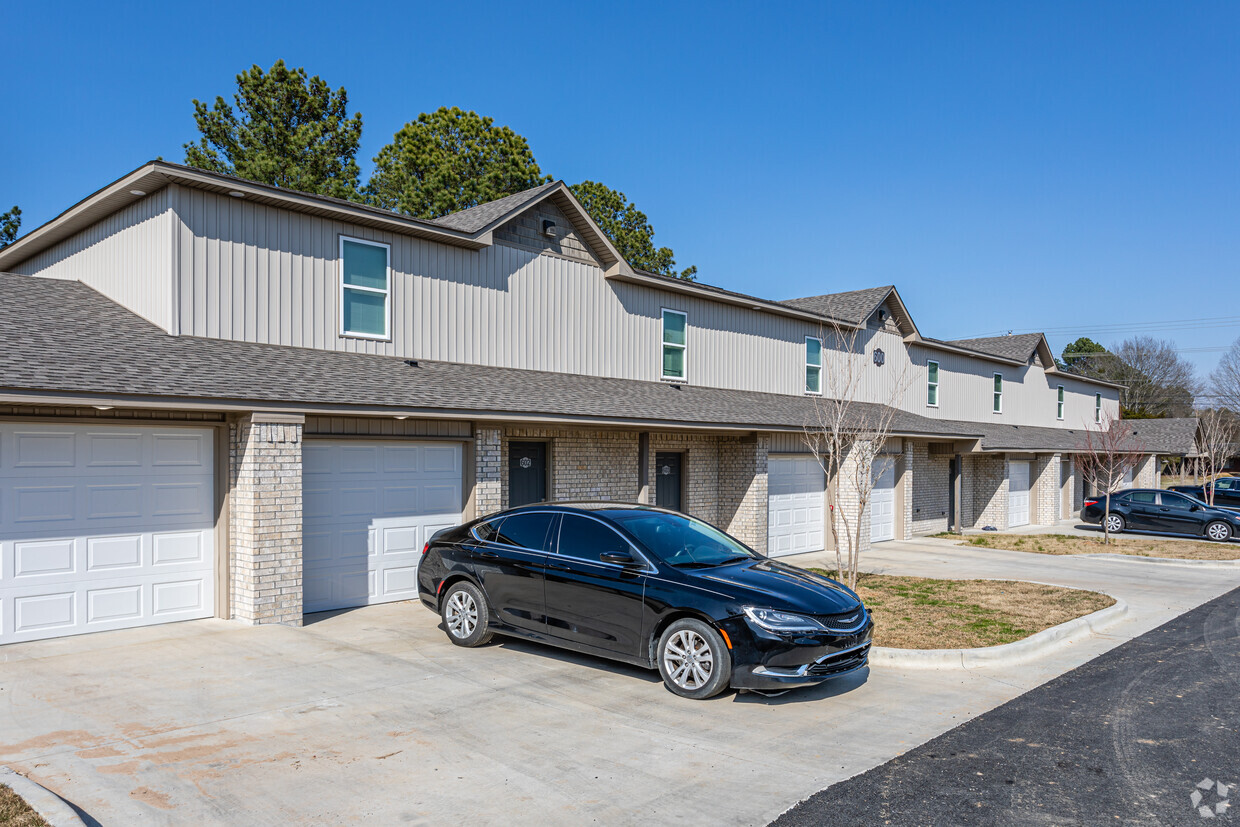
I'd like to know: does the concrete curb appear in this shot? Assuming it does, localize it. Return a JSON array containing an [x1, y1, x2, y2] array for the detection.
[[0, 767, 86, 827], [869, 593, 1130, 670], [1078, 553, 1240, 567]]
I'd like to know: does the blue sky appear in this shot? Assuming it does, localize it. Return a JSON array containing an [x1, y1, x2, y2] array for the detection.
[[4, 1, 1237, 375]]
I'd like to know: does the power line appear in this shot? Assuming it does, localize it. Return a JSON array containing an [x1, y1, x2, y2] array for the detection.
[[953, 314, 1240, 340]]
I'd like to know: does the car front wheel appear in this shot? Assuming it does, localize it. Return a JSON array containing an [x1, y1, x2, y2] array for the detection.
[[441, 581, 494, 647], [1104, 513, 1125, 534], [657, 618, 732, 700], [1206, 521, 1233, 543]]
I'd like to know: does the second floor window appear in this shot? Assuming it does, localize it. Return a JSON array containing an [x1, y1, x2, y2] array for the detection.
[[1057, 386, 1065, 420], [662, 309, 687, 380], [993, 373, 1003, 413], [1095, 393, 1102, 423], [927, 361, 939, 406], [806, 337, 822, 394], [340, 237, 390, 339]]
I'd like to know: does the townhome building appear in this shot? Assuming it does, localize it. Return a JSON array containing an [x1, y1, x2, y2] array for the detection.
[[0, 161, 1180, 645]]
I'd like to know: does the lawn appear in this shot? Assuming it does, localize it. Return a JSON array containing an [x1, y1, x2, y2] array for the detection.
[[811, 569, 1114, 649], [947, 532, 1240, 561], [0, 784, 48, 827]]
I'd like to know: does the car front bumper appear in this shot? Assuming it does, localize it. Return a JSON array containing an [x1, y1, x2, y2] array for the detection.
[[721, 614, 875, 691]]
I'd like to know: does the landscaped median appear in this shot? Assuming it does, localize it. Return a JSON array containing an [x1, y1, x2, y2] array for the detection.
[[1, 782, 49, 827], [945, 533, 1240, 562], [813, 569, 1125, 668]]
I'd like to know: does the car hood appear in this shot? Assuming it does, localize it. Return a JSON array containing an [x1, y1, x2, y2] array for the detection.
[[693, 559, 862, 614]]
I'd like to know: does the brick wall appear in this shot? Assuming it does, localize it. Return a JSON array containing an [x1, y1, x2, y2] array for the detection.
[[1032, 453, 1060, 525], [831, 440, 873, 560], [972, 453, 1009, 530], [1134, 454, 1158, 488], [717, 436, 769, 552], [474, 427, 502, 516], [230, 414, 303, 626], [960, 455, 975, 528], [900, 440, 914, 539], [501, 427, 640, 503], [910, 442, 951, 535]]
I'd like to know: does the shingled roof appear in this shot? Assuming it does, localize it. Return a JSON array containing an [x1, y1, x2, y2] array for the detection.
[[781, 286, 895, 325], [1116, 417, 1200, 456], [429, 181, 560, 233], [0, 273, 982, 438], [942, 333, 1046, 363]]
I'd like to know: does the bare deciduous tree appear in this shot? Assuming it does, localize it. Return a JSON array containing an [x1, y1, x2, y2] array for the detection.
[[802, 310, 913, 590], [1077, 411, 1146, 545], [1210, 337, 1240, 414], [1111, 336, 1200, 418], [1196, 409, 1240, 506]]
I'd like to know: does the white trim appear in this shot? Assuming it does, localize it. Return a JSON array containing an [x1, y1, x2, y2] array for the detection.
[[661, 307, 688, 382], [993, 372, 1003, 414], [338, 235, 392, 341], [805, 335, 823, 395], [927, 360, 939, 407], [1057, 385, 1065, 420]]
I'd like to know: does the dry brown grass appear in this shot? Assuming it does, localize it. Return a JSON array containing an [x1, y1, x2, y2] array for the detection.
[[813, 570, 1114, 649], [0, 783, 48, 827], [953, 533, 1240, 561]]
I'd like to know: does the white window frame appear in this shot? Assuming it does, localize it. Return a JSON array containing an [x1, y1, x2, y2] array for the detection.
[[993, 373, 1003, 414], [661, 308, 688, 382], [339, 235, 392, 340], [1057, 385, 1065, 420], [805, 336, 823, 395], [927, 360, 939, 407], [1095, 393, 1102, 423]]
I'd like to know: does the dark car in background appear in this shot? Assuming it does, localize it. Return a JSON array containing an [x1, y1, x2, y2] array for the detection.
[[417, 503, 873, 699], [1081, 488, 1240, 542], [1168, 476, 1240, 509]]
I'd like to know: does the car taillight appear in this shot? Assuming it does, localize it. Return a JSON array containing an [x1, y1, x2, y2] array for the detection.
[[1083, 499, 1098, 507], [422, 541, 431, 556]]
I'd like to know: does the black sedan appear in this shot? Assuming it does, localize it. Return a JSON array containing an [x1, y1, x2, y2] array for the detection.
[[1168, 476, 1240, 509], [417, 503, 872, 699], [1080, 488, 1240, 542]]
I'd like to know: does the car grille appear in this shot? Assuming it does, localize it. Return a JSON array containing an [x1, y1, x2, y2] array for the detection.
[[806, 644, 871, 676], [819, 609, 868, 633]]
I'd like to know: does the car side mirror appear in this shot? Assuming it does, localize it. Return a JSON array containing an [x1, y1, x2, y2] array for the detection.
[[601, 551, 642, 568], [1190, 504, 1200, 512]]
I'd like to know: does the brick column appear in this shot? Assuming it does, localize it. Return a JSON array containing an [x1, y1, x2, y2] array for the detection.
[[1032, 454, 1060, 525], [230, 413, 304, 626], [960, 455, 975, 529], [718, 435, 769, 552], [900, 440, 914, 540], [832, 440, 873, 559], [474, 427, 502, 516], [1134, 454, 1158, 488], [972, 454, 1009, 530]]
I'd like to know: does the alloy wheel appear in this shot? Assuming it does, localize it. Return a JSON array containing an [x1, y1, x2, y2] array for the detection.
[[1208, 522, 1231, 542], [445, 591, 478, 638], [663, 629, 714, 690], [1105, 515, 1123, 533]]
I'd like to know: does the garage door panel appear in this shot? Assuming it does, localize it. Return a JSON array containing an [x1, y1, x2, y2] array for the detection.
[[768, 457, 826, 558], [0, 425, 215, 645], [302, 440, 463, 614], [1009, 461, 1031, 528], [871, 462, 896, 543]]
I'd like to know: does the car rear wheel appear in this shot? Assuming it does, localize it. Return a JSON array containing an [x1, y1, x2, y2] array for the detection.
[[1206, 521, 1232, 543], [657, 618, 732, 700], [441, 582, 494, 647], [1104, 513, 1125, 534]]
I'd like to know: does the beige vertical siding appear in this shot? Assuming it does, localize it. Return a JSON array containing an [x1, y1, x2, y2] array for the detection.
[[13, 188, 173, 331]]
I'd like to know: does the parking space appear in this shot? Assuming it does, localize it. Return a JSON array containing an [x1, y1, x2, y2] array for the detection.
[[2, 541, 1238, 825]]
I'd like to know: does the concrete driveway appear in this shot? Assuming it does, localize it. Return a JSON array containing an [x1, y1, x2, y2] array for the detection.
[[3, 542, 1239, 826]]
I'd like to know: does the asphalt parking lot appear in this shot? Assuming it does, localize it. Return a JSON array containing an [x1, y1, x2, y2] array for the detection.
[[2, 540, 1238, 825]]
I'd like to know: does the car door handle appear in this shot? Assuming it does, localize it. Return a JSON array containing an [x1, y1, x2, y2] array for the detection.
[[545, 562, 572, 571], [1159, 508, 1170, 512], [478, 550, 500, 560]]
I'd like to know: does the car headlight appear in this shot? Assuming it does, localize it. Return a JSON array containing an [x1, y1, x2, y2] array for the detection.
[[743, 606, 827, 633]]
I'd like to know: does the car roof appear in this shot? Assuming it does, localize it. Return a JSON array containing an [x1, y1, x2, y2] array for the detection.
[[485, 501, 680, 519]]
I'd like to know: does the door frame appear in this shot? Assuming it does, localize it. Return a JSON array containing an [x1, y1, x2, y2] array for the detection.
[[507, 439, 552, 508], [653, 450, 687, 512]]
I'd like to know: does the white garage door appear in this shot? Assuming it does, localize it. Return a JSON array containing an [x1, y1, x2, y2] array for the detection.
[[302, 440, 463, 614], [1009, 460, 1031, 528], [871, 461, 896, 543], [767, 457, 825, 558], [0, 424, 216, 645]]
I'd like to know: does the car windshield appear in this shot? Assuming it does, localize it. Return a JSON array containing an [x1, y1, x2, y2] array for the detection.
[[605, 511, 758, 568]]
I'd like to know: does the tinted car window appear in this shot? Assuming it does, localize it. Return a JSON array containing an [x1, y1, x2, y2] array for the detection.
[[607, 511, 758, 568], [1159, 492, 1196, 509], [1126, 491, 1157, 504], [557, 515, 633, 563], [494, 512, 558, 552], [473, 518, 503, 542], [1216, 479, 1237, 491]]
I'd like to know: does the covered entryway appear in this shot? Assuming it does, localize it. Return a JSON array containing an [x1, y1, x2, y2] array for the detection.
[[871, 461, 896, 543], [0, 424, 216, 645], [302, 440, 463, 614], [767, 457, 825, 557], [1008, 460, 1031, 528]]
